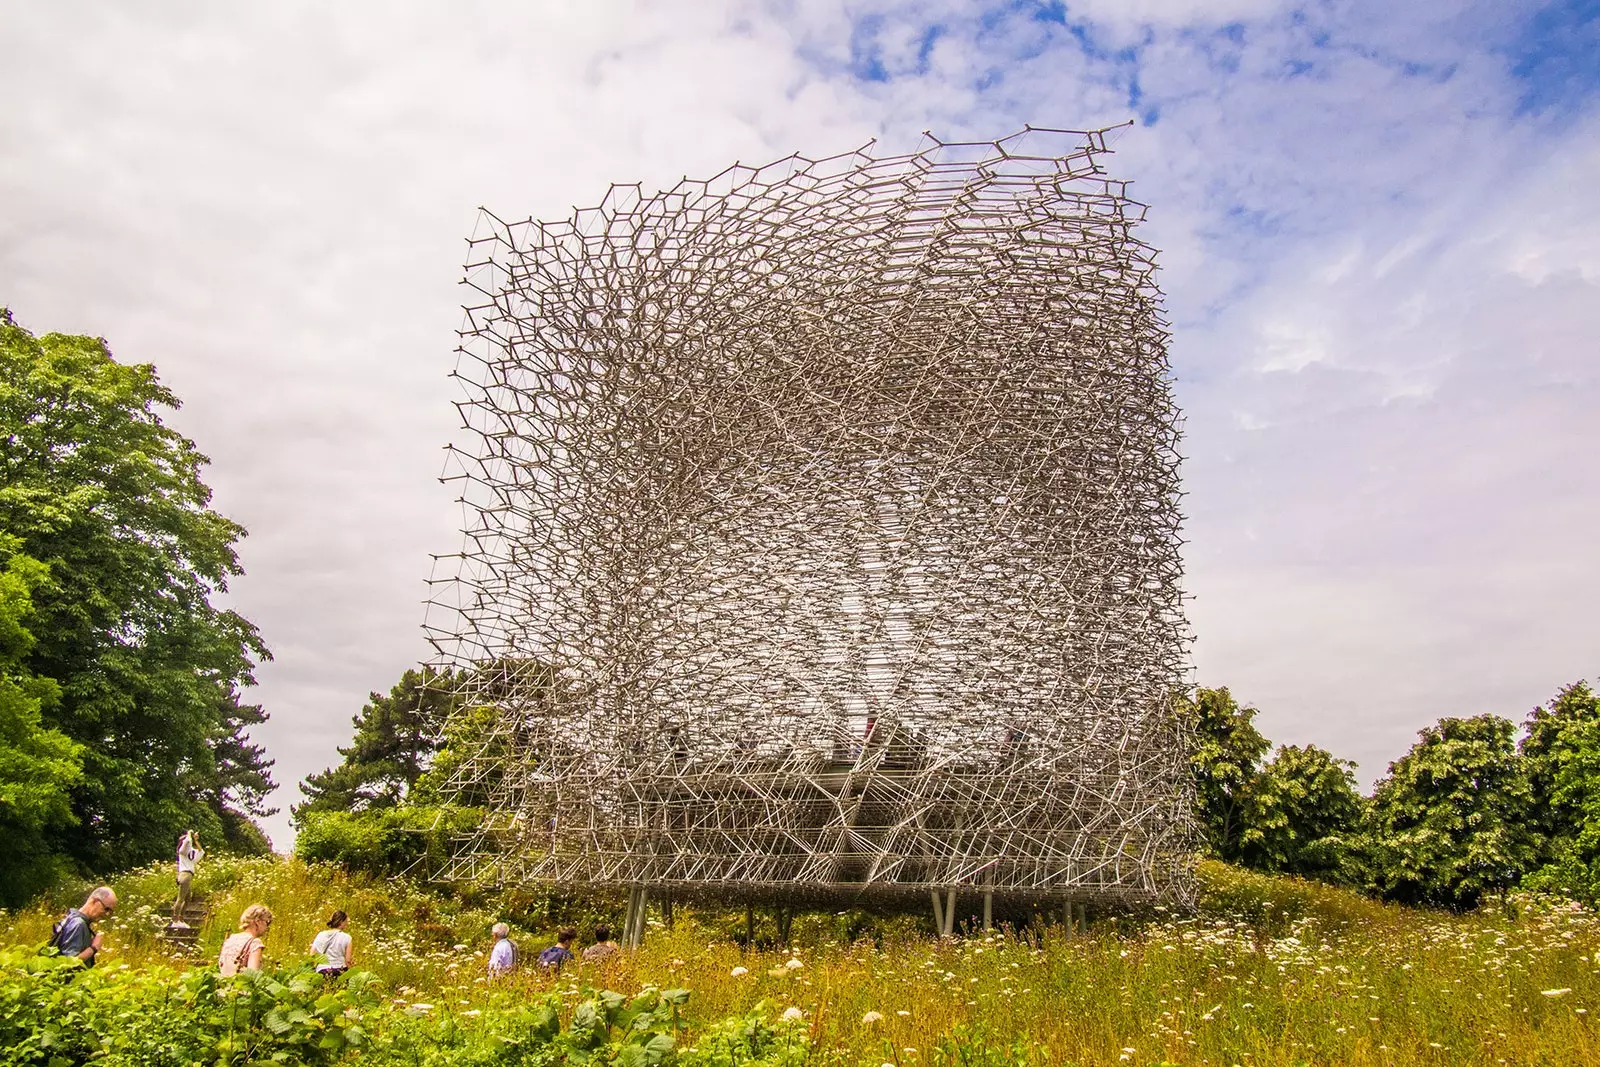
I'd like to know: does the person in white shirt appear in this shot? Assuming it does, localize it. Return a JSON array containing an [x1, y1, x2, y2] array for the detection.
[[310, 910, 354, 978], [173, 830, 204, 923], [487, 922, 517, 977]]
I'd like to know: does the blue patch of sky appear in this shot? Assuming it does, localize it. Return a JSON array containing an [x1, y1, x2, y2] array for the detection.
[[839, 1, 1184, 123], [1505, 0, 1600, 115], [1223, 204, 1281, 239], [847, 12, 948, 82], [849, 14, 891, 82]]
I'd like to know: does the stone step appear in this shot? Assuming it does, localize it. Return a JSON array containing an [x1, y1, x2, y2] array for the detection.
[[160, 922, 204, 954]]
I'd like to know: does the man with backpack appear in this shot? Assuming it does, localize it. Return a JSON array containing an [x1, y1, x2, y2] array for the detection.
[[50, 886, 117, 967], [537, 927, 577, 972]]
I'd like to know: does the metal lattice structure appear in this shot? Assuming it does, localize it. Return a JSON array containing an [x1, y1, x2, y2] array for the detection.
[[425, 127, 1192, 915]]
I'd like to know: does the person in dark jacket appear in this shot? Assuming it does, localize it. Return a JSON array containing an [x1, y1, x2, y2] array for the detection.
[[50, 887, 117, 966], [537, 927, 577, 971]]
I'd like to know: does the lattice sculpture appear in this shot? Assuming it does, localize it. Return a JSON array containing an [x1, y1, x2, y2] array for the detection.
[[425, 127, 1193, 923]]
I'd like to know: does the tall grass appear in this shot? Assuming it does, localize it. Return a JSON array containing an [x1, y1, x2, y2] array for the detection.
[[5, 858, 1597, 1065]]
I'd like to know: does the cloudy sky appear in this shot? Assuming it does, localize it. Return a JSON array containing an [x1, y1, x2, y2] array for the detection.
[[3, 0, 1596, 846]]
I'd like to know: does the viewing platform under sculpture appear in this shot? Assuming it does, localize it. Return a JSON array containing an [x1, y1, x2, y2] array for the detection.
[[425, 127, 1192, 934]]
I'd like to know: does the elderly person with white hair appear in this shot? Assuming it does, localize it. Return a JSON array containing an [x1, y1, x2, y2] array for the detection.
[[487, 922, 518, 977]]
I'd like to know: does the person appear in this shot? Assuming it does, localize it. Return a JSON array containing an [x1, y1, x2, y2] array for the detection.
[[487, 922, 518, 977], [173, 829, 204, 923], [581, 924, 620, 964], [219, 903, 272, 976], [1000, 725, 1027, 767], [49, 886, 117, 967], [537, 927, 577, 971], [309, 909, 354, 978]]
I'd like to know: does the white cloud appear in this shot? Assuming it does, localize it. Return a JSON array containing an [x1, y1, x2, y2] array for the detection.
[[1, 0, 1595, 841]]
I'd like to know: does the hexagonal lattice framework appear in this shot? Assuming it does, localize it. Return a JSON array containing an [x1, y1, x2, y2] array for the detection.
[[425, 127, 1193, 909]]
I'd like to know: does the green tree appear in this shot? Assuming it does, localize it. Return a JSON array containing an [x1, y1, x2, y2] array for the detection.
[[1366, 714, 1536, 909], [0, 309, 272, 871], [295, 667, 457, 823], [1183, 686, 1270, 863], [201, 691, 277, 853], [1238, 743, 1363, 883], [1519, 681, 1600, 902], [0, 539, 85, 904], [413, 658, 559, 808], [1521, 681, 1600, 861]]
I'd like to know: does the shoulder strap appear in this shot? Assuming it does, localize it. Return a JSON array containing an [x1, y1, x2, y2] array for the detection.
[[48, 911, 79, 950]]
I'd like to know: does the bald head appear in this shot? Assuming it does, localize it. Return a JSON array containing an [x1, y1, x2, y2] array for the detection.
[[82, 886, 117, 919]]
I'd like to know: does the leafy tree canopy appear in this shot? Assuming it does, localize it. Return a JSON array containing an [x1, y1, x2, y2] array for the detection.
[[1238, 743, 1364, 883], [1183, 686, 1270, 863], [1519, 681, 1600, 903], [0, 538, 84, 904], [1366, 714, 1535, 909], [0, 309, 274, 874], [1521, 681, 1600, 856]]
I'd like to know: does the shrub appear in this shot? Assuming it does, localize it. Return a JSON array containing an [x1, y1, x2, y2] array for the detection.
[[0, 943, 726, 1067], [679, 1002, 808, 1067], [293, 805, 481, 880]]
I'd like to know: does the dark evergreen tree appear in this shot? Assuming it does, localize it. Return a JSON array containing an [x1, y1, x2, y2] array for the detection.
[[295, 667, 457, 822], [199, 692, 277, 852]]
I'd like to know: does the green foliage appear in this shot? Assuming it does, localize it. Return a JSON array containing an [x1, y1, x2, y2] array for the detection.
[[0, 539, 83, 905], [1521, 681, 1600, 904], [929, 1022, 1044, 1067], [0, 947, 386, 1067], [0, 940, 714, 1067], [1238, 743, 1364, 883], [1195, 858, 1400, 937], [1182, 686, 1270, 863], [679, 1002, 807, 1067], [0, 309, 273, 873], [294, 804, 483, 879], [1366, 714, 1537, 909], [296, 667, 458, 822]]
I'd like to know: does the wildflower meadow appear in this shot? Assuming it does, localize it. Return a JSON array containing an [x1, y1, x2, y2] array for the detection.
[[3, 857, 1597, 1065]]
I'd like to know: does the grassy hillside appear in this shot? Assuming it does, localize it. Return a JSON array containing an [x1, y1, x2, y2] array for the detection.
[[3, 858, 1598, 1065]]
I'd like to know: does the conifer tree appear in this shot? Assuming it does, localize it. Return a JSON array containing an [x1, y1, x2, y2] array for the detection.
[[295, 667, 455, 822]]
